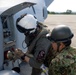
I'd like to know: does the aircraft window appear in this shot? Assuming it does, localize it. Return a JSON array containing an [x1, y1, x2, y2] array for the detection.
[[1, 17, 8, 29]]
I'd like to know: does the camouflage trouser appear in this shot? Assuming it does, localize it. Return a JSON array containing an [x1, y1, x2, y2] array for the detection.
[[31, 68, 42, 75]]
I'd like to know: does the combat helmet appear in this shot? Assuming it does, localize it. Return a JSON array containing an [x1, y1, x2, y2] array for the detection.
[[51, 25, 74, 42]]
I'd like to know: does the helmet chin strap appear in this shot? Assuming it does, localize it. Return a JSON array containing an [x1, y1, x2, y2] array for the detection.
[[57, 43, 61, 52], [30, 28, 36, 33]]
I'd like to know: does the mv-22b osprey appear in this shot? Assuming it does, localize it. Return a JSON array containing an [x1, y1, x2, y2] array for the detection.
[[0, 0, 53, 75]]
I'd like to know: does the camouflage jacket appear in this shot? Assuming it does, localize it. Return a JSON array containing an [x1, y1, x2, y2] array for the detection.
[[48, 46, 76, 75]]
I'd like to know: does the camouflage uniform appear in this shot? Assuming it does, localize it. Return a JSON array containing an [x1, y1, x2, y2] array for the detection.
[[48, 46, 76, 75]]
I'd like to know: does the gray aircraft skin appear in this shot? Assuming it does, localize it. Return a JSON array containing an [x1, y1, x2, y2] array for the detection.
[[0, 0, 53, 75]]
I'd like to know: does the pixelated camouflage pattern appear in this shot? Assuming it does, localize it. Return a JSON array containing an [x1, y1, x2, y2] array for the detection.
[[44, 46, 56, 67], [49, 46, 76, 75]]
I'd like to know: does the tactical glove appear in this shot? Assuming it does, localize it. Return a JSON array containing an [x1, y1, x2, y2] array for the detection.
[[7, 48, 25, 61]]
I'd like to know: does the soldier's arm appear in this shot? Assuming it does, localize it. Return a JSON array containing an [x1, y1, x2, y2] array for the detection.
[[21, 54, 42, 68], [48, 56, 76, 75], [24, 37, 51, 69], [48, 58, 61, 75]]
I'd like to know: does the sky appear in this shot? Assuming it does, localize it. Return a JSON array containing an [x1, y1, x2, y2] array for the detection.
[[47, 0, 76, 12]]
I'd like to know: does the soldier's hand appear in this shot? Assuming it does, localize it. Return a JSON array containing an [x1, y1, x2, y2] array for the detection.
[[14, 48, 25, 60], [7, 48, 25, 61]]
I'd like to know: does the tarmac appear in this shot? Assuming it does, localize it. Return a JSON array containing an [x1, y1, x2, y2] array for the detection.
[[44, 14, 76, 47]]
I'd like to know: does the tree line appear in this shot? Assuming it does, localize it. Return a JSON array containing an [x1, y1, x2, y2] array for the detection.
[[48, 9, 76, 14]]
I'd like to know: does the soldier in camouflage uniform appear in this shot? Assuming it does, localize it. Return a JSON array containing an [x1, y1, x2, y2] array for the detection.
[[48, 25, 76, 75]]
